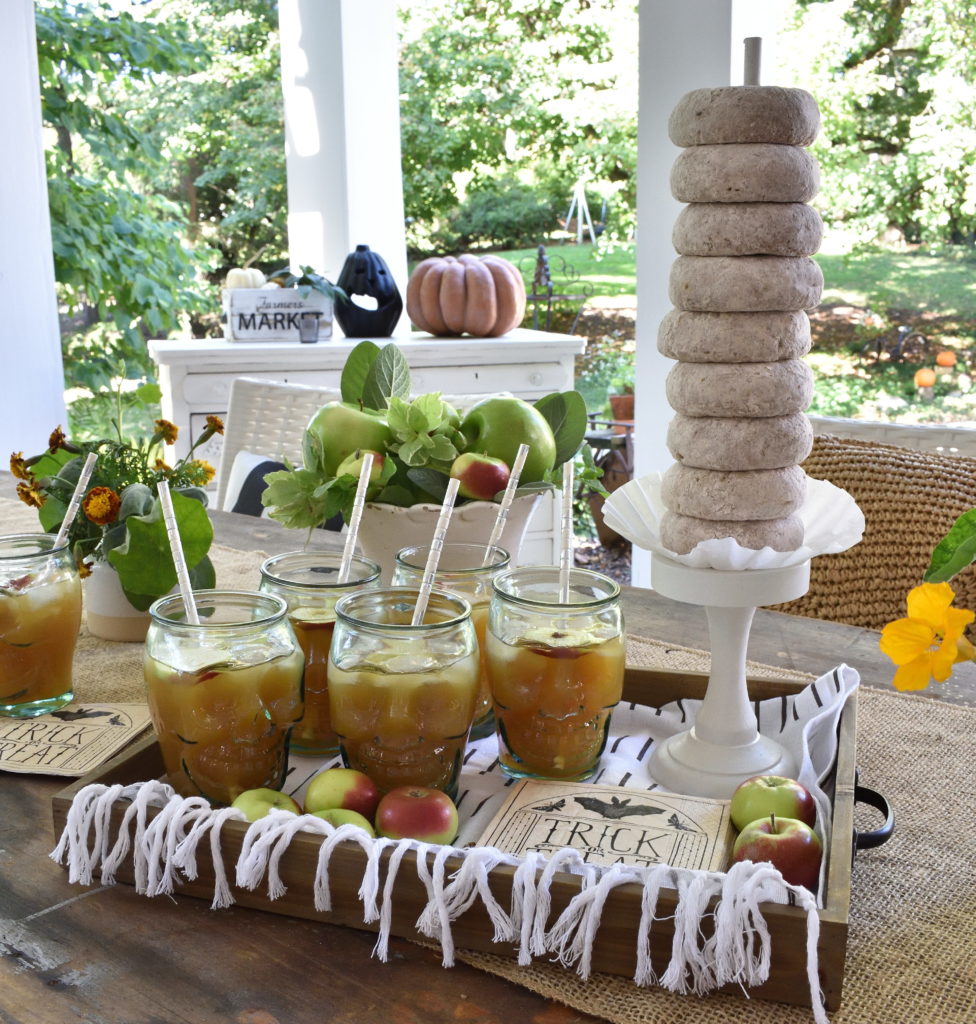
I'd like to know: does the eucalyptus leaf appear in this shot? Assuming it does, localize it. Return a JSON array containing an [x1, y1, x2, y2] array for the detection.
[[340, 340, 380, 404], [362, 343, 411, 410], [924, 508, 976, 582], [534, 391, 588, 467], [118, 482, 154, 519]]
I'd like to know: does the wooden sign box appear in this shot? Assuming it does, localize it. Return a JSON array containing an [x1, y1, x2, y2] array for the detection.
[[221, 288, 334, 342], [51, 668, 856, 1013]]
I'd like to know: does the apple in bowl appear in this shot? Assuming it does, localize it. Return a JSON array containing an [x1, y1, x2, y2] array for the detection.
[[230, 787, 302, 822], [459, 397, 556, 483], [449, 451, 510, 501]]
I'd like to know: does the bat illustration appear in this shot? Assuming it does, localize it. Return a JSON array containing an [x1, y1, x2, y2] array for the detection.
[[667, 813, 694, 831], [534, 798, 566, 812], [49, 708, 116, 722], [573, 795, 665, 820]]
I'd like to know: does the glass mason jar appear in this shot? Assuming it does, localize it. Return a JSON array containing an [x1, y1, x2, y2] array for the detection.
[[260, 550, 381, 756], [0, 534, 82, 718], [393, 543, 510, 740], [144, 590, 305, 805], [486, 566, 625, 782], [328, 587, 479, 799]]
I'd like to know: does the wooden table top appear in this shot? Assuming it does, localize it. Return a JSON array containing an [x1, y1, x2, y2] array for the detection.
[[3, 507, 973, 1024]]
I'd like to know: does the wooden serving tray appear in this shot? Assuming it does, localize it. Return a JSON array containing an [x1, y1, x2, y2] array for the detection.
[[52, 666, 855, 1012]]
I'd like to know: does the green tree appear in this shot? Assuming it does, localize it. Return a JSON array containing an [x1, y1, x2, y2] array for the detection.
[[789, 0, 976, 245], [398, 0, 637, 253], [36, 1, 215, 391]]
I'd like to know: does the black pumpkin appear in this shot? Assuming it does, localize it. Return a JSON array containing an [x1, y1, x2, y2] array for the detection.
[[333, 244, 404, 338]]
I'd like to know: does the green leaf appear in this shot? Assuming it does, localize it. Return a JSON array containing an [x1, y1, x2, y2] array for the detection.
[[302, 428, 325, 475], [924, 509, 976, 583], [108, 492, 212, 602], [374, 483, 420, 507], [262, 468, 331, 530], [534, 391, 588, 468], [406, 467, 450, 502], [362, 343, 411, 410], [340, 340, 381, 404], [118, 483, 154, 520]]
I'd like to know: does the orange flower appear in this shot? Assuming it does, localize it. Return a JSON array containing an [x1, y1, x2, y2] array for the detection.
[[880, 582, 975, 691], [9, 452, 29, 481], [197, 459, 216, 483], [206, 415, 225, 435], [154, 419, 179, 445], [77, 559, 92, 580], [154, 458, 171, 472], [83, 486, 122, 526], [16, 480, 45, 509]]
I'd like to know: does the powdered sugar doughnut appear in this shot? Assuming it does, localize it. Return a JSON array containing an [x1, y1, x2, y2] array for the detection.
[[658, 310, 811, 363], [673, 202, 823, 257], [666, 359, 813, 418], [671, 145, 819, 204], [660, 510, 805, 554], [669, 255, 823, 313], [669, 86, 820, 147], [661, 463, 807, 521], [667, 413, 813, 471]]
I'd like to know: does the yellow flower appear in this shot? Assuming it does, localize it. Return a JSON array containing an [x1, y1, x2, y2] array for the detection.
[[9, 452, 29, 481], [16, 480, 45, 509], [154, 419, 179, 445], [187, 459, 216, 484], [206, 415, 224, 435], [47, 426, 70, 452], [880, 582, 975, 692], [83, 486, 122, 526]]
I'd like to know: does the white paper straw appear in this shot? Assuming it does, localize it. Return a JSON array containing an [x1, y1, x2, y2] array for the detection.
[[744, 36, 762, 85], [482, 443, 530, 566], [411, 476, 461, 626], [558, 460, 575, 603], [156, 480, 199, 625], [55, 452, 98, 549], [337, 452, 374, 584]]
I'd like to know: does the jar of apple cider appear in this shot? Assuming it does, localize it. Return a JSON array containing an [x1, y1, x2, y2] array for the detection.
[[392, 543, 510, 740], [486, 566, 625, 781], [328, 587, 479, 799], [144, 590, 305, 805], [260, 550, 381, 755]]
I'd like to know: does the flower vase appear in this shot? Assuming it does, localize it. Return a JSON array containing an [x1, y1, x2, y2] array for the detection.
[[356, 492, 542, 583], [84, 561, 151, 642]]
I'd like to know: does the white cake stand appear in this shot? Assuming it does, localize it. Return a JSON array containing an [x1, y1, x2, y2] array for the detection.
[[648, 553, 811, 798]]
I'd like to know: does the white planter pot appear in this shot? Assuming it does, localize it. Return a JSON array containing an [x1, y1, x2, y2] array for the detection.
[[357, 492, 543, 583], [83, 561, 151, 642]]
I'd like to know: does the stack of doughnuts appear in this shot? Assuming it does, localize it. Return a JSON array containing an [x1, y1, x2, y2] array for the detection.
[[658, 86, 823, 555]]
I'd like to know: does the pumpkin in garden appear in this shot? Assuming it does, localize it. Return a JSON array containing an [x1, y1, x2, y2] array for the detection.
[[406, 254, 527, 337], [936, 350, 958, 368], [914, 367, 937, 388]]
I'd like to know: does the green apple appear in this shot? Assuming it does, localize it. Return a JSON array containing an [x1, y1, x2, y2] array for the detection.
[[304, 766, 381, 820], [306, 402, 392, 477], [334, 449, 392, 499], [231, 787, 302, 822], [310, 807, 376, 837], [459, 397, 556, 483], [730, 775, 817, 831]]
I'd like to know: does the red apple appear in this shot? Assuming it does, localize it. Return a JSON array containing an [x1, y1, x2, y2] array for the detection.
[[731, 814, 823, 890], [374, 786, 459, 845], [304, 767, 381, 820], [231, 787, 302, 822], [310, 807, 376, 837], [449, 451, 511, 501], [730, 774, 817, 831]]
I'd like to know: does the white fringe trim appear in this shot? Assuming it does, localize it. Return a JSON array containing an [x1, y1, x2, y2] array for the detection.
[[51, 782, 829, 1024]]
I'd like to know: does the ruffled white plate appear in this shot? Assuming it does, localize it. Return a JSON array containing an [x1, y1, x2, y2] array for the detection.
[[602, 473, 864, 571]]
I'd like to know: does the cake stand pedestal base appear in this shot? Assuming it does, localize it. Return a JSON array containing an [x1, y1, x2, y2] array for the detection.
[[648, 554, 811, 799]]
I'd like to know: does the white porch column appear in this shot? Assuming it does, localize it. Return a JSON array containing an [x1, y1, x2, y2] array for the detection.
[[632, 0, 733, 587], [278, 0, 408, 332], [0, 0, 67, 456]]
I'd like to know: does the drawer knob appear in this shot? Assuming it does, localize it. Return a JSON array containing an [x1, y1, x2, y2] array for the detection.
[[528, 372, 543, 386]]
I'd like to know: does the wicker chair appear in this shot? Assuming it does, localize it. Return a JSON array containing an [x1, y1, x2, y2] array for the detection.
[[216, 377, 343, 510], [774, 433, 976, 629]]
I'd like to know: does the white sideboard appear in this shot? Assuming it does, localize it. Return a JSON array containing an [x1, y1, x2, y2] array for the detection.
[[148, 329, 586, 565]]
